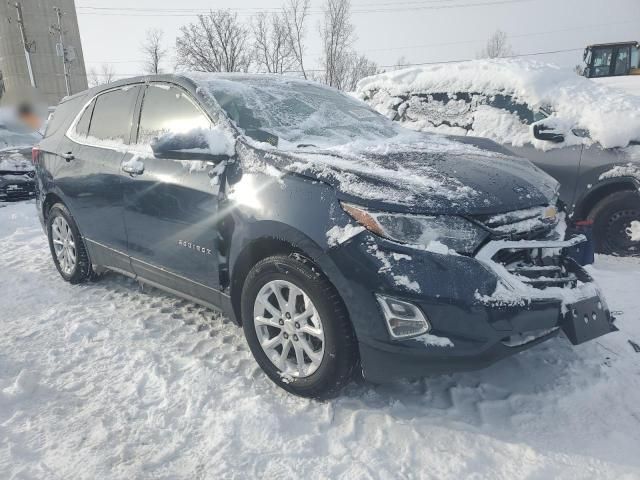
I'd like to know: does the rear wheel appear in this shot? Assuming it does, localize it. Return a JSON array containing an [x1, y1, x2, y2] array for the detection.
[[588, 191, 640, 257], [241, 255, 358, 399], [47, 203, 94, 283]]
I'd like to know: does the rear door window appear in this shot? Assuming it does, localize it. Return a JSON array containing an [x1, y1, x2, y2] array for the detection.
[[136, 84, 211, 145], [87, 86, 140, 143]]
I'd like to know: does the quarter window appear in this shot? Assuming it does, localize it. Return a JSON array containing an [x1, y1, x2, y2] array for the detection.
[[87, 87, 140, 143], [75, 100, 95, 137], [136, 84, 211, 145]]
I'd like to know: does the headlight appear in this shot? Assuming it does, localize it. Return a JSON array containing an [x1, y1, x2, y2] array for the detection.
[[342, 203, 489, 254]]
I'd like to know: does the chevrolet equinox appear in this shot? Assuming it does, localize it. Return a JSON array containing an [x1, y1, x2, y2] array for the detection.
[[34, 74, 617, 398]]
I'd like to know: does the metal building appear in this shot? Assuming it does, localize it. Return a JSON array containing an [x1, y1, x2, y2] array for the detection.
[[0, 0, 88, 107]]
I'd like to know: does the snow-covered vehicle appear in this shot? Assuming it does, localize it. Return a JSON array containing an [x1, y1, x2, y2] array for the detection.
[[0, 119, 40, 201], [356, 59, 640, 256], [34, 74, 616, 397]]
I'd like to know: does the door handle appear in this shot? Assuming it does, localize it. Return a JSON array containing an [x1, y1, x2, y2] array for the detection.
[[122, 160, 145, 176], [61, 152, 74, 162]]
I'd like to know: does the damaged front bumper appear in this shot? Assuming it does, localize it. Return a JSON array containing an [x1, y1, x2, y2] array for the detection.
[[474, 234, 617, 346], [332, 233, 617, 383]]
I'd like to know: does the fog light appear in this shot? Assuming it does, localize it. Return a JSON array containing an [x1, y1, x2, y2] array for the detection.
[[376, 294, 430, 339]]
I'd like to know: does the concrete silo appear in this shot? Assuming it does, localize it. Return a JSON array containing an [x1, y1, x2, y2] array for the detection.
[[0, 0, 88, 106]]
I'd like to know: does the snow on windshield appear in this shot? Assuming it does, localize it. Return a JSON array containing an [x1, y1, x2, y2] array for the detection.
[[356, 59, 640, 149], [186, 74, 401, 149]]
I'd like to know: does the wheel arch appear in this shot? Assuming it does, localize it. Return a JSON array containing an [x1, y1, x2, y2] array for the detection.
[[226, 221, 347, 328], [574, 178, 640, 220], [42, 192, 66, 221]]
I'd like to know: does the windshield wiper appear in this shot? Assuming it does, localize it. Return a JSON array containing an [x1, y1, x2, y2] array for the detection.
[[297, 144, 317, 148]]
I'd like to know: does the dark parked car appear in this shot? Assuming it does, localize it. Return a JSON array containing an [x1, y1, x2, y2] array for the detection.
[[34, 74, 616, 398], [357, 60, 640, 256], [0, 123, 40, 201]]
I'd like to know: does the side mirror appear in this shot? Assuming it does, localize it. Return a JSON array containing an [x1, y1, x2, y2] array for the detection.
[[533, 123, 565, 143], [151, 130, 232, 162]]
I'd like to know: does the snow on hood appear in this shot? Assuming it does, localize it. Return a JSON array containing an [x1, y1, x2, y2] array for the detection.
[[356, 59, 640, 149], [241, 132, 559, 215]]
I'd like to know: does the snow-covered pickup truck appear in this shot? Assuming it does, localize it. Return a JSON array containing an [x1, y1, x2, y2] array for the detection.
[[357, 59, 640, 256], [0, 122, 41, 202]]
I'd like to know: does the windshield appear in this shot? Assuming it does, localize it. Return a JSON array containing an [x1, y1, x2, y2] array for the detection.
[[201, 76, 401, 149]]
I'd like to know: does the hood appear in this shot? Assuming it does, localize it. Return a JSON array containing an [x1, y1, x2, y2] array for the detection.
[[0, 147, 34, 174], [249, 133, 559, 215]]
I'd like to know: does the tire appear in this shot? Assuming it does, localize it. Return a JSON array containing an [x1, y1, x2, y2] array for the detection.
[[588, 191, 640, 257], [241, 254, 358, 399], [46, 203, 94, 283]]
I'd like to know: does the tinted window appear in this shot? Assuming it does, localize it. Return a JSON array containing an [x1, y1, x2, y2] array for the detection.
[[88, 87, 140, 143], [632, 48, 640, 69], [75, 100, 95, 137], [613, 47, 631, 75], [591, 48, 613, 77], [486, 95, 535, 124], [136, 85, 210, 145]]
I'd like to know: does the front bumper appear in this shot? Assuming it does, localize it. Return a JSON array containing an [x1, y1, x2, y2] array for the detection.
[[328, 233, 616, 383], [0, 177, 36, 202]]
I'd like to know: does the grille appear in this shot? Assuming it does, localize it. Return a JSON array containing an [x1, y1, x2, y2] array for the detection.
[[0, 183, 35, 201], [493, 248, 579, 290]]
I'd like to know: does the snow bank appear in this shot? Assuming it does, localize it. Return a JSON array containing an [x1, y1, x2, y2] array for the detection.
[[357, 59, 640, 149], [593, 76, 640, 97]]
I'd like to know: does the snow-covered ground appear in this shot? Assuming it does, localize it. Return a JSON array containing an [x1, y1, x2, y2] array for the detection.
[[1, 200, 640, 479], [593, 76, 640, 97]]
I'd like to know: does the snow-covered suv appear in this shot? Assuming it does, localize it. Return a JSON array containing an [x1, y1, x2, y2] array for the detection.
[[34, 74, 616, 397], [357, 59, 640, 256]]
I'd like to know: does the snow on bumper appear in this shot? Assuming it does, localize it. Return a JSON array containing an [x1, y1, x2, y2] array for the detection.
[[475, 235, 602, 307]]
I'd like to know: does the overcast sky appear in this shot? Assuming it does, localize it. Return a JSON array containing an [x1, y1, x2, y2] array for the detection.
[[75, 0, 640, 79]]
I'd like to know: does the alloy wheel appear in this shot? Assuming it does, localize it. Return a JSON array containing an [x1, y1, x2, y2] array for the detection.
[[253, 279, 325, 378], [51, 215, 77, 275], [606, 209, 640, 255]]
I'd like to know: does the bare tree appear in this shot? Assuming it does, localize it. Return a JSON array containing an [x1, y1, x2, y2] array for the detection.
[[283, 0, 310, 79], [141, 28, 168, 74], [343, 53, 379, 91], [252, 12, 296, 74], [176, 10, 251, 72], [320, 0, 355, 89], [88, 64, 116, 87], [393, 56, 410, 71], [477, 30, 514, 59]]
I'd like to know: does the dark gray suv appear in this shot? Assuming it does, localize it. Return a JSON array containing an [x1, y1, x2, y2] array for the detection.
[[33, 74, 616, 397]]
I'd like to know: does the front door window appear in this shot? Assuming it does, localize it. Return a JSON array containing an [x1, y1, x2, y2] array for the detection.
[[591, 48, 613, 77]]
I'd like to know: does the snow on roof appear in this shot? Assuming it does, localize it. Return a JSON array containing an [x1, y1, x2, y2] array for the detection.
[[356, 59, 640, 149]]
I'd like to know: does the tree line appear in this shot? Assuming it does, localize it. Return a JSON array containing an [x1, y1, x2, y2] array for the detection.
[[90, 0, 379, 92]]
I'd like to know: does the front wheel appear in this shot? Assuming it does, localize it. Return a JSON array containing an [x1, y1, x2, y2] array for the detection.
[[241, 255, 358, 399], [46, 203, 94, 283], [589, 191, 640, 257]]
